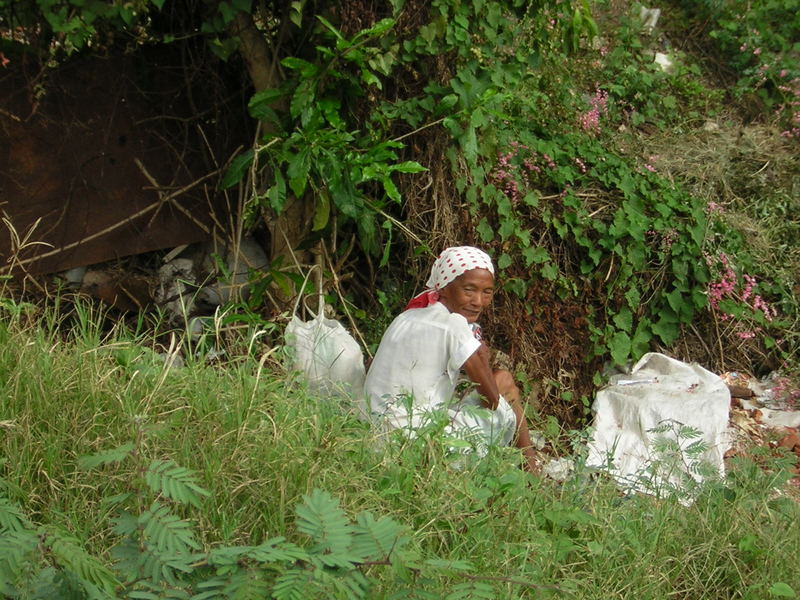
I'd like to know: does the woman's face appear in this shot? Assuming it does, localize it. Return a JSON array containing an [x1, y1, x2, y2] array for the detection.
[[438, 268, 495, 323]]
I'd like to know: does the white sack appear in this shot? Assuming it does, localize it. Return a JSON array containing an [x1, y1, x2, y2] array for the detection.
[[285, 311, 366, 399], [586, 353, 731, 498]]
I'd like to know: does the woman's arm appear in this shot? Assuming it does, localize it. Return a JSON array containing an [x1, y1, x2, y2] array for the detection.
[[462, 342, 501, 410]]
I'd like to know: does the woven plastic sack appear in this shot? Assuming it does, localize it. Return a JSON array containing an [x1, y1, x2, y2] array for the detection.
[[285, 299, 365, 399], [586, 353, 731, 500]]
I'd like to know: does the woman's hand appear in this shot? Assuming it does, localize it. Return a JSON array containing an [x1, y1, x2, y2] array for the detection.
[[463, 342, 500, 410]]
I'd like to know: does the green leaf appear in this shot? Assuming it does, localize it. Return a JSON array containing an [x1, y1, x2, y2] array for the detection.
[[268, 170, 287, 213], [522, 246, 549, 266], [612, 306, 632, 333], [316, 15, 345, 42], [221, 149, 254, 189], [445, 581, 495, 600], [0, 529, 39, 588], [139, 501, 201, 554], [609, 330, 631, 365], [287, 146, 311, 198], [351, 511, 405, 561], [358, 213, 379, 256], [290, 79, 315, 120], [144, 460, 210, 508], [318, 97, 344, 129], [289, 0, 304, 27], [382, 176, 401, 203], [391, 161, 427, 174], [540, 262, 558, 280], [631, 319, 653, 358], [77, 442, 134, 470], [248, 88, 285, 125], [652, 312, 679, 345], [380, 221, 394, 268], [354, 17, 395, 41], [0, 501, 28, 537], [497, 253, 512, 269], [44, 527, 121, 594], [312, 190, 330, 231], [769, 583, 796, 598], [463, 126, 478, 163], [424, 558, 474, 572], [281, 56, 319, 78], [295, 489, 352, 555], [476, 218, 493, 242]]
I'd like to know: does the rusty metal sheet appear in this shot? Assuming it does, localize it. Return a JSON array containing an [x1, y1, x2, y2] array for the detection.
[[1, 56, 222, 276]]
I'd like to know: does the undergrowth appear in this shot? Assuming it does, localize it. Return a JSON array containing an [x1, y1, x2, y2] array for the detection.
[[1, 303, 798, 599]]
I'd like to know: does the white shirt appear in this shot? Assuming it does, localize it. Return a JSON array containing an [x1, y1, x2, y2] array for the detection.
[[364, 303, 481, 428]]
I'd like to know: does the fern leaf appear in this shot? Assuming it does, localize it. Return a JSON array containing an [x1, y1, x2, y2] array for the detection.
[[192, 575, 229, 599], [138, 545, 197, 588], [0, 529, 39, 593], [294, 489, 352, 555], [42, 526, 120, 595], [423, 559, 474, 573], [351, 511, 405, 561], [444, 580, 495, 600], [331, 569, 370, 600], [111, 510, 139, 536], [0, 496, 32, 533], [246, 537, 309, 564], [307, 565, 368, 600], [388, 589, 439, 600], [207, 545, 250, 568], [271, 567, 315, 600], [128, 591, 161, 599], [139, 501, 201, 554], [225, 569, 271, 600], [145, 460, 210, 508], [77, 442, 135, 470]]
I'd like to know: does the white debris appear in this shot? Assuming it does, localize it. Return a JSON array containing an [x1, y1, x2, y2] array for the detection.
[[639, 7, 661, 33], [586, 353, 731, 498], [543, 457, 575, 482]]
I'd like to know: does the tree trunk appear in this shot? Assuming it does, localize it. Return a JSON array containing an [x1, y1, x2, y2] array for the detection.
[[231, 11, 313, 273]]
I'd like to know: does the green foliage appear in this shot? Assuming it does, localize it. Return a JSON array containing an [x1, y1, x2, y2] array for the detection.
[[0, 439, 520, 599], [698, 0, 800, 135], [227, 16, 426, 258], [599, 14, 717, 128], [0, 0, 158, 56], [1, 313, 799, 598]]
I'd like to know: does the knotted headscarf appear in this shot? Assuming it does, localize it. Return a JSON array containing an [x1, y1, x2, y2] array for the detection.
[[405, 246, 495, 310]]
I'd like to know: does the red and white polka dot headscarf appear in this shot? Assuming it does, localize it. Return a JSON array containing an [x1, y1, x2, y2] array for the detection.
[[405, 246, 494, 310]]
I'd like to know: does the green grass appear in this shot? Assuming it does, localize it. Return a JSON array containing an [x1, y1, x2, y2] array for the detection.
[[1, 302, 799, 599]]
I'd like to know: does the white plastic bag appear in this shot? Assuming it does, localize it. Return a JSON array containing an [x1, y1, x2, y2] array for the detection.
[[586, 353, 731, 499], [284, 274, 365, 399]]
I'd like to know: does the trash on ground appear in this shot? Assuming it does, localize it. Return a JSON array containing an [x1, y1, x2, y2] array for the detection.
[[586, 353, 731, 498], [543, 457, 575, 482]]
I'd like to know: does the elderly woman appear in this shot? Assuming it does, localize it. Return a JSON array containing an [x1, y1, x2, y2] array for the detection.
[[364, 246, 537, 471]]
